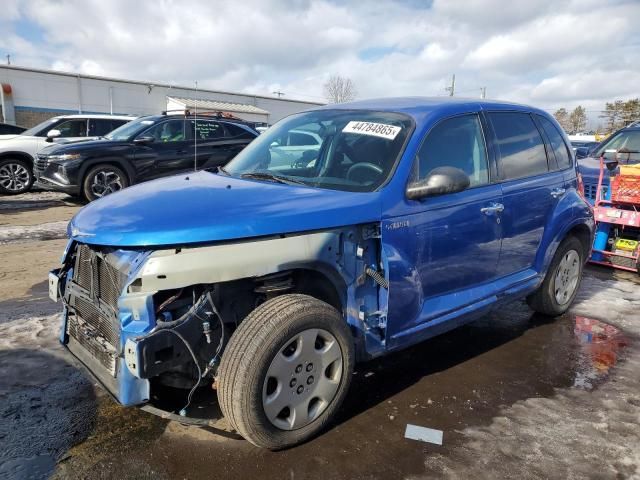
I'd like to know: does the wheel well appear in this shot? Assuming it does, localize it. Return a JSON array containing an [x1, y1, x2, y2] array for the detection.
[[0, 152, 34, 167], [566, 224, 592, 257], [290, 269, 343, 313]]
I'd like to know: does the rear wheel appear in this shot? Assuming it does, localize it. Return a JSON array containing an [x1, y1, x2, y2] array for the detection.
[[527, 236, 584, 316], [0, 158, 34, 195], [217, 294, 354, 449], [82, 164, 128, 201]]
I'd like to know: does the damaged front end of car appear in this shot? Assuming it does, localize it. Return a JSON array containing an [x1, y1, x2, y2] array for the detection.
[[53, 224, 389, 416]]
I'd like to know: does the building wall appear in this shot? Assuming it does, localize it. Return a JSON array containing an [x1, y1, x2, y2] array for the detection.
[[0, 65, 323, 128]]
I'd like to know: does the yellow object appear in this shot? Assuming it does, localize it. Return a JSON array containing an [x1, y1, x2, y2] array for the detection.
[[620, 164, 640, 177], [614, 238, 638, 252]]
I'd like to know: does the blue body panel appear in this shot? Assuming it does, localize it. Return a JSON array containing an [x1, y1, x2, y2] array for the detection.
[[61, 97, 594, 406], [69, 171, 382, 246]]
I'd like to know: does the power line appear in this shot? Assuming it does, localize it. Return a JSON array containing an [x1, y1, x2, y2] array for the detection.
[[272, 90, 285, 98]]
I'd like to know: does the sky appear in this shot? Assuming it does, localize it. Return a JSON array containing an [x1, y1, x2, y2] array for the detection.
[[1, 0, 639, 127]]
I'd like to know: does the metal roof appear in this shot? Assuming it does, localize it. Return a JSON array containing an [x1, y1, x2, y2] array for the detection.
[[167, 96, 270, 116]]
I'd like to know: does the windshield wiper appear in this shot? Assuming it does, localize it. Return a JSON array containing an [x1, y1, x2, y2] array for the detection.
[[240, 172, 307, 186]]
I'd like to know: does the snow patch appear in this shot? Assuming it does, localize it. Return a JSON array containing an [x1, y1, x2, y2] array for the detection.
[[0, 221, 68, 245]]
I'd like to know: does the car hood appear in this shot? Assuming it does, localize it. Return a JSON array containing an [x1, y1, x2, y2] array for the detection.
[[0, 134, 21, 140], [69, 171, 382, 247], [576, 156, 602, 183], [41, 138, 124, 154]]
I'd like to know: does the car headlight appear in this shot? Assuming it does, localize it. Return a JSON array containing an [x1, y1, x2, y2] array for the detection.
[[47, 153, 82, 162]]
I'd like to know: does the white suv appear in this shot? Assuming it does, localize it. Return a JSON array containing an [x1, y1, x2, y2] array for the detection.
[[0, 114, 134, 195]]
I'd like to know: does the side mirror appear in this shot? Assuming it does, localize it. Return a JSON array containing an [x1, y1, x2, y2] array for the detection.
[[133, 136, 155, 145], [575, 147, 589, 159], [406, 166, 470, 200], [45, 129, 61, 142]]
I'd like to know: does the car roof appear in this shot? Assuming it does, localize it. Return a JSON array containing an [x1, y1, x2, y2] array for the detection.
[[51, 114, 136, 120], [315, 96, 551, 124]]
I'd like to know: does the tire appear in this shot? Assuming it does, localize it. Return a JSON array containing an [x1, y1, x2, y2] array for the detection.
[[82, 164, 129, 201], [0, 158, 34, 195], [527, 236, 585, 316], [217, 294, 354, 450]]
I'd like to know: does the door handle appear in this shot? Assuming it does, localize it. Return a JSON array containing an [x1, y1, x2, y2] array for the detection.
[[551, 187, 566, 198], [481, 203, 504, 215]]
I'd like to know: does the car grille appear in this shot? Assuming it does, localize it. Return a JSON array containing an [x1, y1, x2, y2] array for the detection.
[[584, 182, 607, 201], [67, 244, 127, 374], [35, 155, 49, 172]]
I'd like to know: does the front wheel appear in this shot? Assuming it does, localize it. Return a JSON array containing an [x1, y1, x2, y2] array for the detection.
[[527, 236, 585, 316], [82, 164, 129, 201], [0, 158, 34, 195], [217, 294, 354, 449]]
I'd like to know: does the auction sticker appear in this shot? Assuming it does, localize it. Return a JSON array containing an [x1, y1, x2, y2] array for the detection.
[[342, 121, 401, 140]]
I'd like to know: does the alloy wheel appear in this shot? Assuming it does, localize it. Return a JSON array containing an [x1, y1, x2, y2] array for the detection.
[[90, 169, 124, 198], [0, 162, 30, 193]]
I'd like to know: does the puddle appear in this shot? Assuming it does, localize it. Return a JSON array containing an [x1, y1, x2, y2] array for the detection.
[[572, 316, 628, 390], [0, 455, 56, 480]]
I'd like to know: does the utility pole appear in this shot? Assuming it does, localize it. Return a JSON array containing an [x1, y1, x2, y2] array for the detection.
[[272, 90, 285, 98], [6, 54, 10, 65], [445, 74, 455, 96], [480, 86, 486, 99]]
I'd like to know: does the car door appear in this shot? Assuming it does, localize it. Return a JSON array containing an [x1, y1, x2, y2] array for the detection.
[[383, 113, 504, 344], [133, 118, 193, 180], [485, 111, 565, 277]]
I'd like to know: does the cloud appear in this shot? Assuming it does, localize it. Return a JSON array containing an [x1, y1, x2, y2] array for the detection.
[[0, 0, 638, 125]]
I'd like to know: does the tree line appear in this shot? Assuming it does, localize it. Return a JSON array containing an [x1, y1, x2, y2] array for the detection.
[[554, 99, 640, 134]]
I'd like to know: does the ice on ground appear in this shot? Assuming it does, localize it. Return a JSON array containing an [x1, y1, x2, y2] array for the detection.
[[0, 191, 73, 210], [423, 273, 640, 479], [0, 221, 68, 245]]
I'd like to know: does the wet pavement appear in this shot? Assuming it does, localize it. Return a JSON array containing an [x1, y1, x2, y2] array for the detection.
[[0, 191, 639, 479]]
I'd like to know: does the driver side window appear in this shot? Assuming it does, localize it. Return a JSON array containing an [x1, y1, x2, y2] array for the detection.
[[415, 114, 489, 187]]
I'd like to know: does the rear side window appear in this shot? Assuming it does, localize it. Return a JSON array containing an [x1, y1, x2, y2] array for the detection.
[[415, 114, 489, 187], [224, 123, 255, 140], [88, 119, 128, 136], [190, 120, 224, 140], [537, 115, 572, 169], [488, 112, 548, 180]]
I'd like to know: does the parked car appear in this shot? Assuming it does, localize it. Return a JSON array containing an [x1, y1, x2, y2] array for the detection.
[[571, 140, 599, 159], [269, 128, 322, 168], [577, 125, 640, 204], [0, 114, 134, 195], [50, 98, 593, 449], [0, 122, 26, 135], [36, 113, 258, 201]]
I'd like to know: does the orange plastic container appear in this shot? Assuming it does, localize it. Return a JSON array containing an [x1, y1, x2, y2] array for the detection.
[[611, 174, 640, 204]]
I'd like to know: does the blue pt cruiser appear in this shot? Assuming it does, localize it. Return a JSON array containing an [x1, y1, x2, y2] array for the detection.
[[50, 98, 594, 449]]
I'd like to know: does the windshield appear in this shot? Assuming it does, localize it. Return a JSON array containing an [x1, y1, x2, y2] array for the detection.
[[21, 118, 59, 136], [593, 130, 640, 163], [105, 117, 156, 141], [224, 110, 413, 192]]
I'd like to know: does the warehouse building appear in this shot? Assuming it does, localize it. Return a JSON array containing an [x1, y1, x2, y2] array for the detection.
[[0, 65, 322, 128]]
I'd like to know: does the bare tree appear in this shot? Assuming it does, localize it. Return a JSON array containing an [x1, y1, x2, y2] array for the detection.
[[323, 75, 357, 103], [569, 106, 587, 133], [553, 108, 571, 132]]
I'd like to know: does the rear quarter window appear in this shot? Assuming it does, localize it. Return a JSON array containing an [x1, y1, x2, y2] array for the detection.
[[536, 115, 572, 169], [488, 112, 549, 180]]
